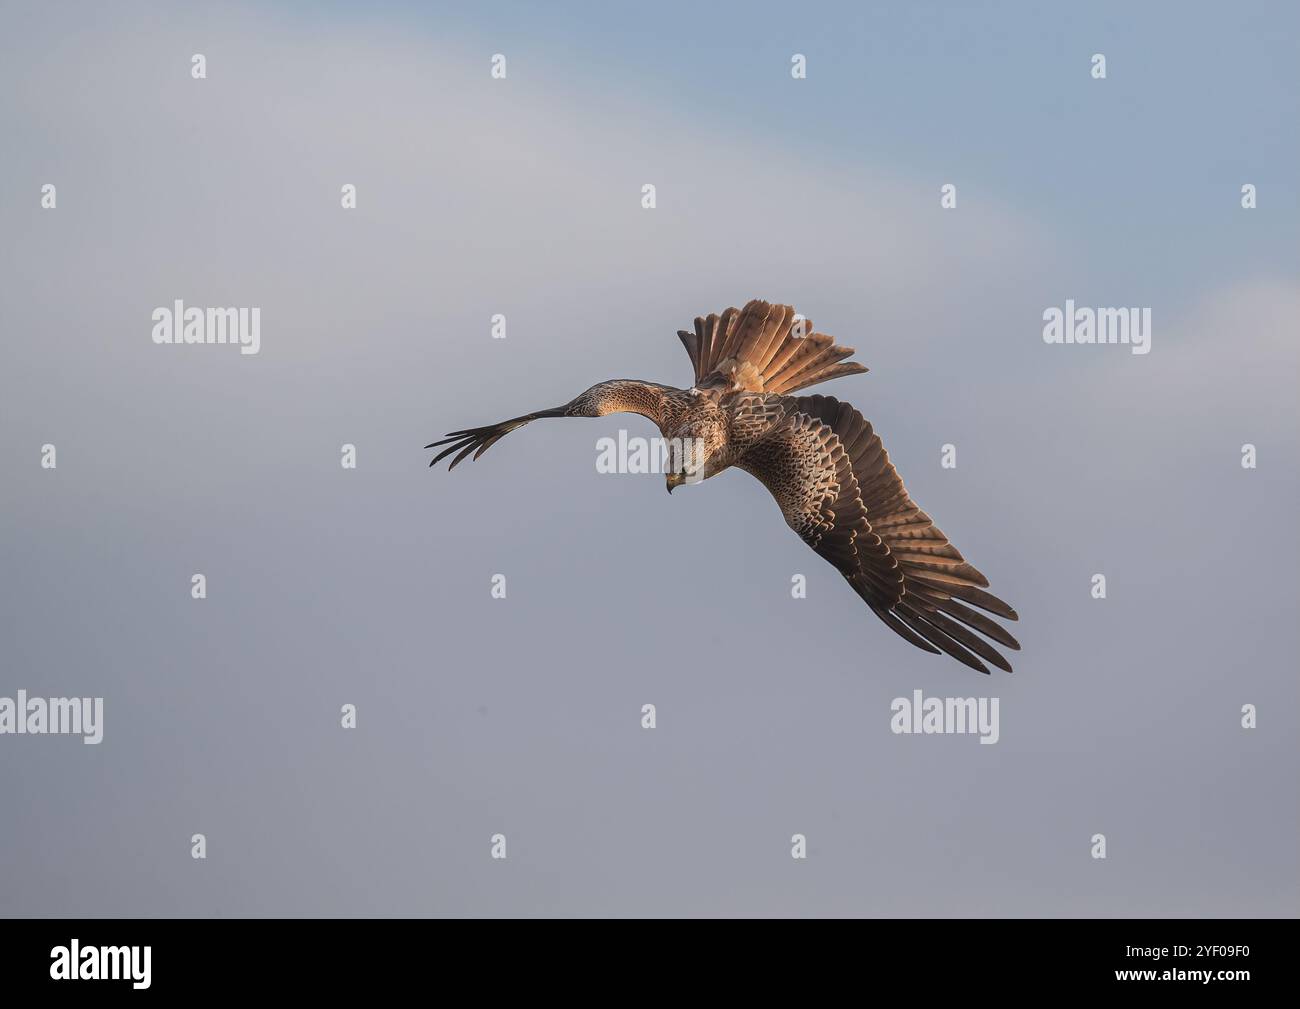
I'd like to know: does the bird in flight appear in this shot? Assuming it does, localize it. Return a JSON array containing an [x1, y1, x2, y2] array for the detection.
[[428, 300, 1020, 673]]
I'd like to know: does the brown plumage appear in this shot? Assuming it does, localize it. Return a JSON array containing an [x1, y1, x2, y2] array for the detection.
[[679, 302, 867, 395], [429, 299, 1020, 674]]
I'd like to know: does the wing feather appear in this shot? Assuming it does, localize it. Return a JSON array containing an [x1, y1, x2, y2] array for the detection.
[[738, 394, 1020, 673], [428, 381, 683, 469]]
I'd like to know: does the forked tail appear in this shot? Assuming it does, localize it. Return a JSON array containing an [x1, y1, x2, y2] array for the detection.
[[677, 299, 867, 395]]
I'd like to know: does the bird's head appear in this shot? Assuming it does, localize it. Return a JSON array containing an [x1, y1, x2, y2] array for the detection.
[[663, 434, 709, 494]]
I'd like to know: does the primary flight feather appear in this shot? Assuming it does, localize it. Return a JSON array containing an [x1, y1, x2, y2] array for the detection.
[[428, 299, 1020, 674]]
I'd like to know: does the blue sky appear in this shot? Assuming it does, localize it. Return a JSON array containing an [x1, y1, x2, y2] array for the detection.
[[403, 0, 1300, 285]]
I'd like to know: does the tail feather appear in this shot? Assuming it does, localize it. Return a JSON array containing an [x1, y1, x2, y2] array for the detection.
[[678, 299, 867, 395]]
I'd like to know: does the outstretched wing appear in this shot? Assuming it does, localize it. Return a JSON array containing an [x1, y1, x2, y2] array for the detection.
[[428, 379, 684, 470], [737, 395, 1019, 674]]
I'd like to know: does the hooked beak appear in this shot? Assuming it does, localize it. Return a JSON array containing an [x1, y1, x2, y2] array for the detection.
[[666, 473, 685, 494]]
